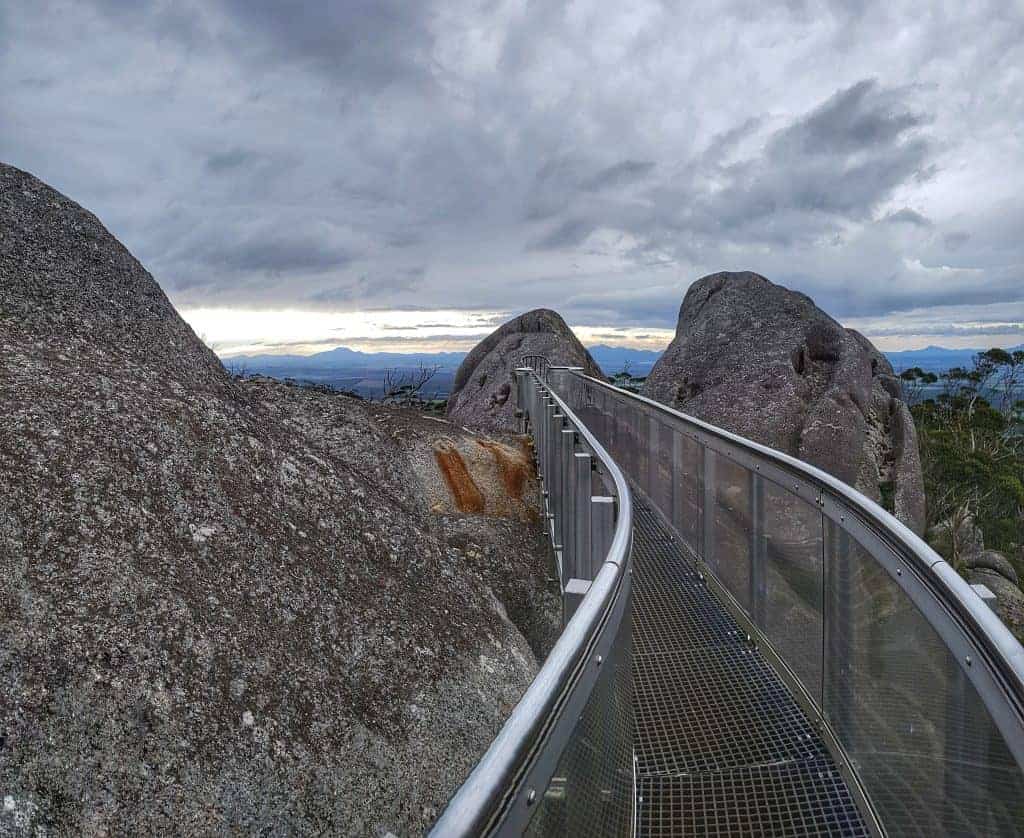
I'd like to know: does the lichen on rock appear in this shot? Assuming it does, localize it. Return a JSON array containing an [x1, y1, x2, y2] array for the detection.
[[0, 162, 552, 836]]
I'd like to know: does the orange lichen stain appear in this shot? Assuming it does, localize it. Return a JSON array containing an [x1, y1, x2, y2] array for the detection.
[[435, 442, 485, 513], [477, 439, 531, 500]]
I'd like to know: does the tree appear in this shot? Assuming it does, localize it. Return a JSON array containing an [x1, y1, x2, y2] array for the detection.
[[911, 348, 1024, 575], [380, 363, 441, 408]]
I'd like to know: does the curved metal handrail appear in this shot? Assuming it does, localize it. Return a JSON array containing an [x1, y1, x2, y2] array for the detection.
[[518, 354, 551, 381], [574, 370, 1024, 767], [429, 367, 633, 837]]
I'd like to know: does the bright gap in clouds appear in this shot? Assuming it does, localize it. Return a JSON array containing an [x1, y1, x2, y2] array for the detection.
[[181, 308, 507, 356], [181, 307, 679, 356]]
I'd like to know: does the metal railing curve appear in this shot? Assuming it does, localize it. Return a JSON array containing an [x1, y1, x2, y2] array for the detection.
[[433, 360, 1024, 836], [557, 368, 1024, 835], [430, 365, 634, 837]]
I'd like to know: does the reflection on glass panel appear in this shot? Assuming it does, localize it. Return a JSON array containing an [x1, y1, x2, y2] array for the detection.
[[647, 419, 673, 521], [761, 480, 824, 704], [710, 452, 752, 611], [823, 524, 1024, 835], [672, 433, 703, 556], [524, 612, 634, 837]]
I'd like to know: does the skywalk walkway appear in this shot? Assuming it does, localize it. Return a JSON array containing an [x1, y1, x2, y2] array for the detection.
[[631, 497, 867, 835], [431, 360, 1024, 837]]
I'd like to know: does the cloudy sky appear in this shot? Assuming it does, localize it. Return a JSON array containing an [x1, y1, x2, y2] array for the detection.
[[3, 0, 1022, 355]]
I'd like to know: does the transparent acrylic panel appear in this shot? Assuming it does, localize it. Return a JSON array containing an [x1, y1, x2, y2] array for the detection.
[[709, 452, 752, 611], [647, 418, 673, 523], [823, 523, 1024, 835], [614, 396, 639, 483], [671, 432, 703, 556], [524, 607, 634, 837], [761, 479, 824, 704]]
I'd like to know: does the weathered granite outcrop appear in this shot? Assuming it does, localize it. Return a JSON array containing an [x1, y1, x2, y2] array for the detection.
[[446, 309, 603, 432], [928, 516, 1024, 642], [0, 163, 548, 836], [642, 271, 926, 534]]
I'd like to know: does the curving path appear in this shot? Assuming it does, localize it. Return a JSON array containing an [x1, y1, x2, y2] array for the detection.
[[631, 497, 868, 836]]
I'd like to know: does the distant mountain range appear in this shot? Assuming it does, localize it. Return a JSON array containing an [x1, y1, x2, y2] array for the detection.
[[225, 345, 468, 371], [221, 342, 1023, 397], [884, 344, 1024, 373]]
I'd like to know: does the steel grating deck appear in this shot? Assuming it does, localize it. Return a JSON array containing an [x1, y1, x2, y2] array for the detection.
[[631, 499, 870, 837]]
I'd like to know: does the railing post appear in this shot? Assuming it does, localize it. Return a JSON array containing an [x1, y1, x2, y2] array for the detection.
[[647, 415, 659, 500], [591, 495, 616, 579], [824, 523, 853, 745], [670, 431, 684, 536], [563, 578, 591, 627], [560, 428, 576, 584], [750, 471, 766, 627], [513, 368, 529, 434], [551, 411, 565, 554], [574, 452, 593, 580], [542, 398, 555, 541], [702, 446, 716, 570]]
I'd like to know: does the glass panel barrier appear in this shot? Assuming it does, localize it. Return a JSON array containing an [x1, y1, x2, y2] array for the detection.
[[762, 479, 824, 704], [709, 451, 753, 613], [823, 524, 1024, 835], [433, 368, 634, 838], [525, 610, 634, 837], [547, 370, 1024, 838]]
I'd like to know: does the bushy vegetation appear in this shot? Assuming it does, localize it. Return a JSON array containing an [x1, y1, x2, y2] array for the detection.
[[611, 362, 646, 393], [902, 348, 1024, 572]]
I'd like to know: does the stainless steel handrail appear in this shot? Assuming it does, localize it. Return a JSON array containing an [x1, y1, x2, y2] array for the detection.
[[434, 360, 1024, 836], [572, 370, 1024, 768], [429, 367, 633, 837]]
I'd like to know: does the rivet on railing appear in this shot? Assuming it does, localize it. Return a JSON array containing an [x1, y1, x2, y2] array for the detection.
[[596, 655, 603, 666], [526, 789, 537, 806], [966, 656, 973, 667]]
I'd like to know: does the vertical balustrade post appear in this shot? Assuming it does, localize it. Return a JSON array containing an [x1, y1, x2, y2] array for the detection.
[[647, 415, 659, 501], [591, 495, 616, 578], [560, 428, 577, 584], [551, 411, 565, 554], [750, 472, 766, 627], [543, 398, 555, 540], [670, 431, 684, 536], [824, 523, 853, 744], [702, 446, 716, 570], [574, 452, 593, 580]]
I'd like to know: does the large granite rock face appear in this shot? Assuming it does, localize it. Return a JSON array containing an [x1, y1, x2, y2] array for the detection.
[[0, 163, 545, 836], [642, 271, 926, 534], [447, 309, 603, 432]]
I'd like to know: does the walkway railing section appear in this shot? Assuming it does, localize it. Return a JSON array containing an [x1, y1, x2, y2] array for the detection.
[[552, 367, 1024, 835], [430, 365, 635, 837], [433, 360, 1024, 836]]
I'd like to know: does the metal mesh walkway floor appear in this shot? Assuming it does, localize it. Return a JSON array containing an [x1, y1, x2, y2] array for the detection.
[[631, 499, 870, 837]]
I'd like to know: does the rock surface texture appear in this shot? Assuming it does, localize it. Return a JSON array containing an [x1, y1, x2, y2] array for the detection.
[[446, 309, 603, 432], [0, 163, 552, 836], [928, 516, 1024, 642], [642, 271, 926, 534]]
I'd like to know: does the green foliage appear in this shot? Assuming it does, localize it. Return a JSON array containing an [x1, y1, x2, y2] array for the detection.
[[611, 364, 646, 393], [906, 350, 1024, 572]]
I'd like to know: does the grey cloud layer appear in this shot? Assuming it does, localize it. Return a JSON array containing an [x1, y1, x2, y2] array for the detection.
[[2, 0, 1022, 338]]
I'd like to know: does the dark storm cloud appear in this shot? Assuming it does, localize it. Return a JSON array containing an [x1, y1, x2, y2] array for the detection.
[[2, 0, 1023, 344], [216, 0, 437, 88], [205, 148, 254, 173], [884, 208, 932, 226], [580, 160, 656, 192], [529, 219, 597, 251], [188, 233, 354, 276]]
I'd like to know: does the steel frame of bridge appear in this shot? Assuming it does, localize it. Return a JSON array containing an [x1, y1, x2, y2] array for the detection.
[[431, 362, 1024, 837]]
